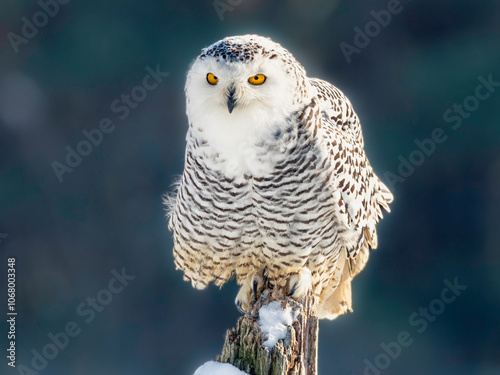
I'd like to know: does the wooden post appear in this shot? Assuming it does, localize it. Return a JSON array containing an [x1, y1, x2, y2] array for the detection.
[[217, 288, 319, 375]]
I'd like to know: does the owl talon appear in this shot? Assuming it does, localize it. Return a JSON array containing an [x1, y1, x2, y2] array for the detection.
[[287, 268, 312, 299], [235, 286, 251, 314], [262, 267, 273, 288], [235, 273, 264, 314], [287, 282, 299, 296], [235, 300, 246, 315]]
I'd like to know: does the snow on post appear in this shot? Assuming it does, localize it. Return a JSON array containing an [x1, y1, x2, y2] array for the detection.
[[217, 288, 319, 374], [258, 301, 299, 349]]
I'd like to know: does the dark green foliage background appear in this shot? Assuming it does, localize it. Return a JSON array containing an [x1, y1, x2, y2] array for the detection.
[[0, 0, 499, 374]]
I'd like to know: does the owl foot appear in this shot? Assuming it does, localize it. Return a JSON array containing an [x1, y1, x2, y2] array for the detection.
[[235, 273, 265, 314], [262, 267, 273, 288], [287, 268, 312, 299]]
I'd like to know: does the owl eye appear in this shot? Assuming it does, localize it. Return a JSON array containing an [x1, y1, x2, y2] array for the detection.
[[206, 73, 219, 85], [248, 74, 266, 85]]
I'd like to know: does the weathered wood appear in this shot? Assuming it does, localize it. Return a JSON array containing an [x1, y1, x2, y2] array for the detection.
[[217, 288, 318, 375]]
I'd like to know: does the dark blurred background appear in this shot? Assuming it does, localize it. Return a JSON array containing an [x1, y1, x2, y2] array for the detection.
[[1, 0, 499, 374]]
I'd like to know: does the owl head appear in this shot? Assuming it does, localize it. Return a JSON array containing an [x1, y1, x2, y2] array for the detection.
[[185, 35, 309, 132]]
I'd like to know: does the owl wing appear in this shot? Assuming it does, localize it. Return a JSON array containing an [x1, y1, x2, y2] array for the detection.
[[309, 78, 393, 255]]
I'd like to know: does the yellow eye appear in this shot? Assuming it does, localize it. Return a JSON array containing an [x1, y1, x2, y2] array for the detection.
[[248, 74, 266, 85], [206, 73, 219, 85]]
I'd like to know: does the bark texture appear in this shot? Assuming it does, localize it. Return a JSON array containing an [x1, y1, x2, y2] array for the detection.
[[217, 288, 318, 375]]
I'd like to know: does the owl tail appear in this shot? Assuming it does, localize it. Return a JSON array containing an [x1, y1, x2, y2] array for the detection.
[[317, 243, 370, 320], [317, 256, 353, 320]]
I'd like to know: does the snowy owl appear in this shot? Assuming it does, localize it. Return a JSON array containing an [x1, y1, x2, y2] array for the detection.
[[166, 35, 393, 319]]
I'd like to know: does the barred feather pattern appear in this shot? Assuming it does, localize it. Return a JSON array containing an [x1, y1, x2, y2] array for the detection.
[[167, 35, 393, 319]]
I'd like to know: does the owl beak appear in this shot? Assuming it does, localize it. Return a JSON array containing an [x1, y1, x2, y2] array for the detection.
[[226, 84, 237, 114]]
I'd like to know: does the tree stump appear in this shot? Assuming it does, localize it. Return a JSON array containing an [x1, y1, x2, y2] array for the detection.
[[216, 288, 319, 375]]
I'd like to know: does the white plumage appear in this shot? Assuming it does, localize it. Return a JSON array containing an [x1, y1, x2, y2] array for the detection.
[[166, 35, 393, 319]]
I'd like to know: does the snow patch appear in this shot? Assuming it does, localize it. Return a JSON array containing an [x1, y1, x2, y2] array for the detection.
[[193, 361, 249, 375], [258, 301, 298, 349]]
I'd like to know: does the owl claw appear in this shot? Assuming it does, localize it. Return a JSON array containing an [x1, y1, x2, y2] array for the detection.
[[262, 267, 273, 288], [287, 282, 299, 296], [253, 279, 259, 301], [287, 268, 312, 299], [235, 287, 250, 314], [236, 300, 245, 315], [235, 273, 264, 314]]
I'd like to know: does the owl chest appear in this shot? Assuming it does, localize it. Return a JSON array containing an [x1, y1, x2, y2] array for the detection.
[[187, 145, 338, 249]]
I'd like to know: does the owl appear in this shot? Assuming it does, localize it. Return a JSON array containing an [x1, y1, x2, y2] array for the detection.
[[166, 35, 393, 319]]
